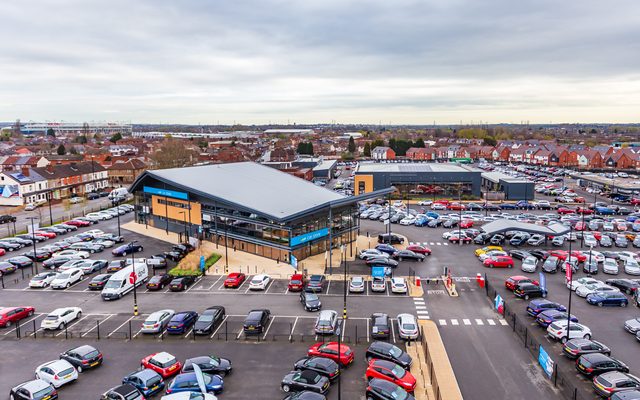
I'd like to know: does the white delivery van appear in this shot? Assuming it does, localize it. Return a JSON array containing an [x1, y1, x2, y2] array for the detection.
[[108, 188, 129, 200], [101, 262, 148, 301]]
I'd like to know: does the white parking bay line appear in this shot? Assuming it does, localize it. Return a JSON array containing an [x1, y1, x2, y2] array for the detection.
[[3, 313, 44, 335], [288, 317, 298, 342], [326, 280, 331, 294], [390, 319, 396, 343], [475, 319, 484, 326], [56, 314, 92, 337], [211, 315, 229, 339], [439, 319, 447, 326], [462, 319, 471, 325], [451, 319, 459, 325], [341, 319, 347, 342], [108, 315, 137, 337], [366, 318, 370, 343], [208, 275, 223, 290], [262, 316, 276, 340], [82, 315, 113, 337], [235, 328, 244, 340], [487, 319, 496, 326]]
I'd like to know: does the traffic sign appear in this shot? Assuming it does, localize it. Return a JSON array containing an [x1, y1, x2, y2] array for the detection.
[[129, 272, 137, 284]]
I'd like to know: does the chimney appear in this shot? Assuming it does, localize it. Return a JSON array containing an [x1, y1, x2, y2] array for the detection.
[[46, 164, 54, 174], [21, 167, 29, 177]]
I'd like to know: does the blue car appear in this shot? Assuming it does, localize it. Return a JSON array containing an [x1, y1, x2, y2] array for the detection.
[[586, 291, 629, 307], [111, 243, 144, 256], [626, 215, 639, 223], [536, 310, 578, 328], [414, 216, 430, 227], [516, 201, 536, 210], [375, 244, 396, 255], [165, 372, 224, 395], [122, 369, 165, 397], [166, 311, 198, 334], [526, 299, 566, 317], [596, 207, 615, 215], [425, 211, 440, 219], [500, 203, 518, 210]]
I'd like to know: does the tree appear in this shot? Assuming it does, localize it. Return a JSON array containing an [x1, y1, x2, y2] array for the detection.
[[296, 141, 314, 155], [75, 135, 88, 144], [483, 136, 497, 146], [414, 137, 425, 148], [70, 147, 78, 155], [348, 136, 356, 153], [370, 139, 385, 149], [363, 142, 371, 157], [149, 138, 198, 169], [57, 144, 66, 155], [109, 132, 123, 143], [46, 128, 56, 137]]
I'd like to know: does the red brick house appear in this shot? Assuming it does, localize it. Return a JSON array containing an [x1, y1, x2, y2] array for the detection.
[[492, 146, 511, 162], [406, 147, 434, 160]]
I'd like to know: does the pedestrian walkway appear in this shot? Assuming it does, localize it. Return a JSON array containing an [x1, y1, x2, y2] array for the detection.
[[413, 297, 429, 320], [409, 241, 449, 247], [436, 318, 509, 327]]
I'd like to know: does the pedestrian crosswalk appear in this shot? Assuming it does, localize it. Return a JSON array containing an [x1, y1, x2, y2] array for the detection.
[[412, 297, 429, 320], [409, 241, 449, 247], [437, 318, 509, 327]]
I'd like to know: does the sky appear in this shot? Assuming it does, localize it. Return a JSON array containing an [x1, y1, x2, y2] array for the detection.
[[1, 0, 639, 125]]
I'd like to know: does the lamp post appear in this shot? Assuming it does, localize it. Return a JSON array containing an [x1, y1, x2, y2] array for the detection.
[[47, 192, 53, 226], [565, 224, 574, 342], [458, 183, 462, 246], [338, 245, 346, 400], [178, 211, 188, 242], [26, 217, 39, 274], [112, 198, 121, 237], [130, 240, 139, 316]]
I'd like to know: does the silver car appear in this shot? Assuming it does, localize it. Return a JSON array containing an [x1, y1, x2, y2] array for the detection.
[[521, 256, 538, 273], [397, 313, 419, 340], [349, 276, 365, 293], [141, 309, 175, 334], [314, 310, 338, 335], [371, 277, 386, 292], [603, 258, 619, 275]]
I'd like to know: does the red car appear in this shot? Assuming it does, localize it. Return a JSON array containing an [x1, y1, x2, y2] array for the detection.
[[34, 230, 56, 239], [483, 256, 514, 268], [435, 199, 450, 206], [576, 207, 593, 215], [550, 250, 568, 261], [140, 352, 182, 378], [223, 272, 246, 288], [449, 234, 471, 244], [447, 202, 466, 211], [574, 197, 586, 203], [0, 248, 5, 257], [557, 207, 576, 215], [308, 342, 354, 367], [505, 276, 539, 291], [65, 219, 91, 227], [631, 198, 640, 206], [288, 273, 305, 291], [459, 219, 474, 229], [574, 222, 586, 231], [0, 306, 35, 328], [590, 231, 603, 241], [366, 359, 416, 392], [570, 251, 587, 263], [406, 245, 431, 255]]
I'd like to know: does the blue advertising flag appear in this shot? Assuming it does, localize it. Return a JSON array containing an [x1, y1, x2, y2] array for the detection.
[[199, 255, 205, 272], [538, 345, 554, 378], [538, 272, 546, 292], [291, 254, 298, 268]]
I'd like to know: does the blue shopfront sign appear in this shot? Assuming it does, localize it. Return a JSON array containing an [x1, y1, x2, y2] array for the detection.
[[290, 228, 330, 247], [538, 345, 554, 378], [371, 267, 386, 278], [143, 186, 189, 200]]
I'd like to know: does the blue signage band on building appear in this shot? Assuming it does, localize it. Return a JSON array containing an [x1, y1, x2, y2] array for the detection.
[[290, 228, 330, 247], [143, 186, 189, 200]]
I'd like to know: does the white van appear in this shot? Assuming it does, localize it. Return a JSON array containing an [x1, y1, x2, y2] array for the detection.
[[108, 188, 129, 200], [101, 262, 148, 301]]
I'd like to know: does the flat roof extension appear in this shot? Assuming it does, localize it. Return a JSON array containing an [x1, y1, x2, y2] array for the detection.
[[356, 163, 478, 174]]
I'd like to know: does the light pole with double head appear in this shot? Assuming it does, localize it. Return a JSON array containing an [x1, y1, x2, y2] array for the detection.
[[130, 240, 139, 316], [26, 217, 39, 274]]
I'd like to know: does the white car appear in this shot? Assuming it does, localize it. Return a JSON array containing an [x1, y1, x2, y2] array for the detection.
[[575, 281, 607, 297], [520, 256, 537, 273], [567, 277, 599, 291], [85, 229, 105, 238], [547, 320, 592, 343], [86, 212, 107, 221], [431, 203, 447, 210], [399, 216, 416, 226], [52, 249, 89, 259], [41, 307, 82, 330], [96, 211, 115, 220], [603, 222, 614, 232], [583, 235, 598, 248], [396, 313, 419, 340], [248, 274, 270, 290], [625, 259, 640, 275], [161, 393, 217, 400], [358, 249, 389, 260], [603, 258, 619, 275], [617, 251, 639, 263], [50, 267, 84, 289], [349, 276, 365, 293], [58, 259, 86, 271], [35, 359, 78, 388], [371, 277, 386, 292], [417, 200, 432, 206], [29, 271, 59, 288], [391, 277, 407, 294], [582, 250, 605, 263], [479, 251, 508, 262]]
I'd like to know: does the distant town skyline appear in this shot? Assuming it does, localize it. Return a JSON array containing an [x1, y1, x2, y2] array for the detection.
[[1, 0, 639, 124]]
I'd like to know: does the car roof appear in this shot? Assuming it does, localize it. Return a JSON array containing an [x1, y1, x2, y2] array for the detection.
[[18, 379, 50, 391], [112, 384, 139, 395], [43, 359, 73, 371], [582, 353, 611, 362], [152, 352, 175, 363], [70, 345, 97, 355], [132, 368, 159, 379]]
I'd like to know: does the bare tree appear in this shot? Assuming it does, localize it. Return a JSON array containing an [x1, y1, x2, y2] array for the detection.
[[149, 138, 198, 169]]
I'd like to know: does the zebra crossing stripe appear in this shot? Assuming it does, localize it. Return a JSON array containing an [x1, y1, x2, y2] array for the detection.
[[418, 316, 430, 320], [463, 319, 471, 325], [416, 310, 430, 315], [430, 242, 434, 245], [488, 319, 496, 326], [415, 305, 427, 310], [451, 319, 459, 325], [443, 243, 449, 246], [475, 319, 484, 325], [436, 243, 441, 246], [439, 319, 447, 326]]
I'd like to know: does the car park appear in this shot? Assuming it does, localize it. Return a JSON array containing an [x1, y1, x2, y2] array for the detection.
[[122, 369, 165, 397], [300, 291, 322, 311], [9, 379, 58, 400], [34, 359, 78, 388], [365, 341, 412, 369], [243, 309, 270, 334]]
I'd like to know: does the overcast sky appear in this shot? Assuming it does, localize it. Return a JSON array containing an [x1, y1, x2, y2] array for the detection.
[[1, 0, 639, 125]]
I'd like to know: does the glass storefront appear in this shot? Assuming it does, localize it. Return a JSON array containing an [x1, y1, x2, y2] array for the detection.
[[391, 182, 474, 199]]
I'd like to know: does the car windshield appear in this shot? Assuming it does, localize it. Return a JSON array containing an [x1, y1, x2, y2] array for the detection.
[[392, 364, 407, 378], [57, 273, 71, 279], [155, 357, 176, 368], [391, 386, 409, 400], [306, 293, 319, 301], [198, 315, 214, 322], [402, 323, 416, 330], [104, 280, 122, 289], [33, 386, 54, 397], [251, 278, 262, 284], [58, 367, 74, 376], [388, 345, 402, 357], [290, 280, 302, 285]]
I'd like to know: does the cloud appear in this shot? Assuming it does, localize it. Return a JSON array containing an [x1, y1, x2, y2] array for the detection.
[[0, 0, 639, 124]]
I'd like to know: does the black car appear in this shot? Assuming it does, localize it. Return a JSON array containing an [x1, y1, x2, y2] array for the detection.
[[370, 313, 391, 340], [0, 262, 17, 276], [576, 353, 629, 377], [483, 203, 500, 211], [182, 355, 232, 376], [473, 233, 490, 245], [281, 370, 330, 395], [169, 275, 197, 291], [283, 391, 327, 400], [173, 243, 195, 254], [0, 241, 21, 251], [562, 338, 611, 359], [378, 233, 404, 244], [147, 254, 169, 269], [300, 292, 322, 311], [509, 250, 533, 261], [22, 249, 52, 262], [466, 203, 484, 211], [164, 250, 186, 262], [542, 256, 560, 273], [193, 306, 226, 335], [111, 243, 143, 256], [107, 260, 127, 273], [514, 282, 547, 300], [294, 357, 339, 381], [391, 250, 424, 262], [365, 341, 412, 369], [88, 274, 112, 290], [0, 214, 16, 224], [489, 234, 505, 245], [9, 380, 58, 400], [366, 257, 399, 268], [16, 234, 47, 242], [6, 237, 31, 246], [55, 224, 77, 232], [73, 243, 104, 253], [602, 251, 621, 260], [243, 309, 270, 334], [305, 275, 326, 293], [606, 279, 640, 295], [530, 250, 550, 261], [146, 273, 173, 290], [60, 345, 103, 372], [366, 378, 415, 400], [100, 384, 142, 400], [87, 192, 100, 200], [7, 256, 33, 269]]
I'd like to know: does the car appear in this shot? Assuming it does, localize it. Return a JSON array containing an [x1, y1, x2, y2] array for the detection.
[[106, 260, 127, 273], [59, 344, 102, 372], [583, 250, 605, 263], [249, 274, 271, 290], [593, 372, 640, 398], [169, 275, 197, 291], [7, 255, 33, 270], [551, 235, 566, 246], [366, 378, 416, 400], [281, 370, 330, 395], [562, 338, 611, 359], [193, 306, 226, 335], [366, 257, 399, 268], [141, 309, 175, 334], [112, 243, 143, 256], [521, 256, 538, 273], [165, 372, 223, 395], [568, 277, 600, 291], [547, 320, 592, 343], [349, 276, 365, 293], [160, 393, 217, 400], [147, 254, 169, 269], [0, 214, 17, 224], [514, 282, 546, 300], [371, 277, 386, 292], [294, 357, 339, 381], [405, 245, 431, 255], [315, 310, 339, 335], [601, 235, 614, 247], [391, 250, 424, 262], [34, 359, 78, 388], [369, 313, 391, 339], [166, 311, 198, 334], [527, 235, 546, 246], [307, 342, 354, 366], [65, 219, 91, 227], [475, 246, 503, 257], [78, 259, 108, 274], [88, 274, 112, 290], [530, 250, 550, 261], [483, 256, 514, 268], [391, 277, 407, 294], [288, 274, 305, 291], [223, 272, 246, 288], [536, 310, 578, 328], [122, 369, 165, 397], [49, 267, 83, 289], [625, 259, 640, 275], [359, 249, 390, 260], [366, 359, 417, 393], [616, 236, 629, 248], [40, 307, 82, 330], [586, 291, 629, 307], [146, 273, 173, 290], [0, 306, 35, 328], [448, 232, 472, 244], [92, 238, 115, 248], [378, 233, 404, 244], [182, 355, 232, 376], [584, 235, 599, 248], [624, 318, 640, 335], [375, 244, 397, 256], [576, 282, 618, 298], [526, 299, 566, 317], [22, 249, 52, 262], [305, 275, 326, 292], [542, 256, 559, 273], [9, 379, 58, 400], [243, 309, 270, 334], [300, 291, 322, 311], [508, 249, 532, 261], [366, 341, 412, 369], [141, 352, 182, 378], [505, 276, 539, 291], [606, 279, 639, 295], [577, 353, 629, 378], [28, 271, 58, 288], [69, 242, 104, 253]]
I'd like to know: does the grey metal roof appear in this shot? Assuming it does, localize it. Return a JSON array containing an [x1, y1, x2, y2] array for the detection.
[[481, 220, 570, 236], [132, 162, 346, 221]]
